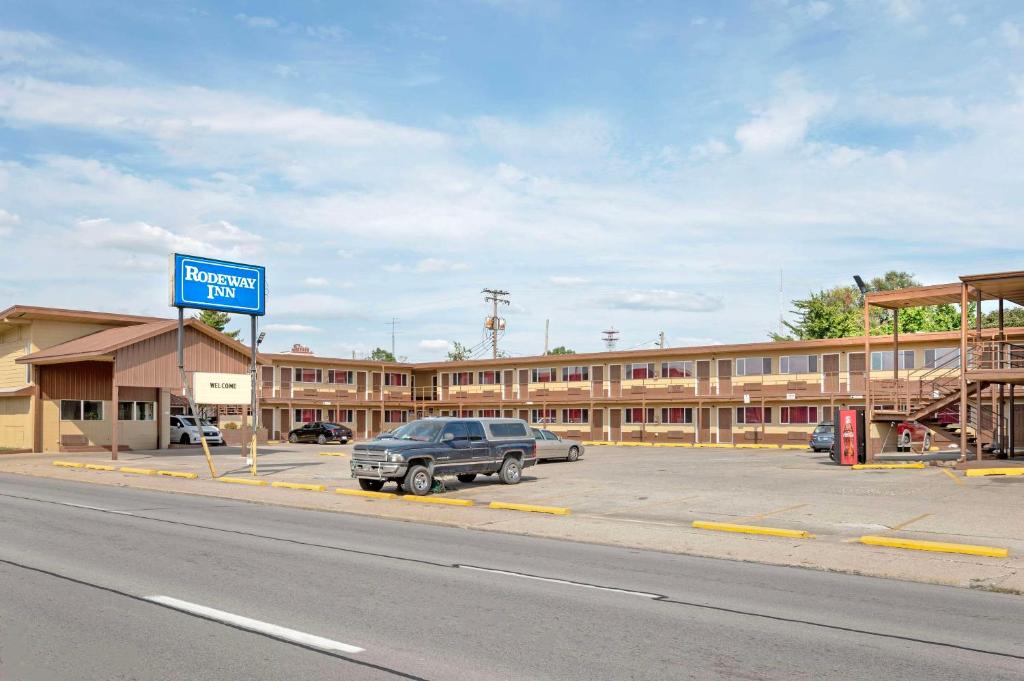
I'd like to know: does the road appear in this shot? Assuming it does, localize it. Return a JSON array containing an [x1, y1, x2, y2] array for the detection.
[[0, 474, 1020, 680]]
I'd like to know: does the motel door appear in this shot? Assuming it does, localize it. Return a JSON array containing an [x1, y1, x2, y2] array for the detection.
[[371, 409, 382, 436], [591, 408, 604, 441], [518, 409, 529, 422], [356, 371, 367, 399], [261, 366, 274, 398], [848, 353, 866, 393], [280, 367, 291, 398], [280, 408, 291, 437], [591, 365, 604, 398], [261, 408, 274, 439], [823, 354, 840, 393], [609, 408, 622, 442], [372, 372, 382, 400], [518, 370, 529, 400], [699, 407, 711, 443], [356, 410, 367, 437], [696, 361, 710, 396], [717, 360, 732, 397], [502, 370, 514, 400], [441, 372, 450, 400], [609, 365, 621, 398], [717, 407, 732, 444]]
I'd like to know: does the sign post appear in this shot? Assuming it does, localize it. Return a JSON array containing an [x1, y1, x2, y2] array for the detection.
[[170, 253, 266, 478]]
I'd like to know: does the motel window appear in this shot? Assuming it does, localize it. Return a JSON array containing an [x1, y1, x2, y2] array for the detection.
[[624, 408, 655, 424], [780, 406, 818, 425], [625, 363, 655, 380], [328, 370, 354, 384], [736, 407, 772, 424], [384, 410, 408, 424], [561, 408, 589, 424], [924, 348, 960, 369], [384, 373, 408, 387], [661, 361, 694, 378], [478, 409, 500, 418], [779, 355, 818, 374], [451, 371, 474, 386], [735, 357, 771, 376], [561, 366, 590, 381], [327, 409, 354, 423], [458, 409, 473, 417], [293, 368, 323, 383], [531, 368, 557, 383], [871, 350, 915, 371], [661, 407, 693, 424], [61, 400, 103, 421], [478, 371, 502, 385], [118, 401, 155, 421], [293, 408, 322, 423], [531, 409, 556, 423]]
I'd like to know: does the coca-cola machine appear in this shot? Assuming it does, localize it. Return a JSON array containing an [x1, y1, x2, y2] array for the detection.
[[832, 407, 865, 465]]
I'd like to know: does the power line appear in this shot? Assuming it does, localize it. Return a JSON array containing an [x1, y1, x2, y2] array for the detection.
[[602, 327, 619, 351]]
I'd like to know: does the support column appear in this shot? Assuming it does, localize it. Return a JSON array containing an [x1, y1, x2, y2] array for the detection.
[[864, 300, 873, 462], [998, 299, 1005, 456], [975, 289, 983, 461], [959, 283, 968, 461], [1010, 386, 1017, 458], [111, 382, 119, 461], [893, 308, 901, 412]]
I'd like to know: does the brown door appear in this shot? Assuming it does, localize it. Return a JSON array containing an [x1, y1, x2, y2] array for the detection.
[[280, 408, 291, 438], [591, 408, 604, 440], [518, 369, 529, 399], [261, 366, 275, 398], [261, 408, 274, 438], [609, 365, 621, 398], [591, 365, 604, 398], [280, 367, 291, 397], [717, 360, 732, 397], [356, 371, 367, 400], [518, 409, 529, 421], [441, 372, 450, 400], [355, 409, 367, 437], [502, 409, 513, 418], [372, 372, 382, 400], [717, 407, 732, 444], [823, 354, 839, 394], [371, 409, 382, 435], [609, 408, 622, 441], [699, 407, 711, 443], [696, 361, 710, 395], [848, 353, 866, 393], [503, 370, 514, 400]]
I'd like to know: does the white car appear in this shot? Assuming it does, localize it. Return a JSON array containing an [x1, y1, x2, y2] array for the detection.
[[170, 415, 224, 446]]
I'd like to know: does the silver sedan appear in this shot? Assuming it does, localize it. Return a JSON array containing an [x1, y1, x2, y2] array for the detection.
[[532, 428, 584, 462]]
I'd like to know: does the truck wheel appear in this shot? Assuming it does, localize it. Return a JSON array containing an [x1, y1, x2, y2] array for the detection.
[[499, 457, 522, 485], [456, 473, 477, 483], [405, 465, 432, 496], [567, 446, 580, 462], [358, 479, 385, 492]]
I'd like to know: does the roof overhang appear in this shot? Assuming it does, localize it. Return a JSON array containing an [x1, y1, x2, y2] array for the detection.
[[960, 270, 1024, 307], [865, 282, 976, 310]]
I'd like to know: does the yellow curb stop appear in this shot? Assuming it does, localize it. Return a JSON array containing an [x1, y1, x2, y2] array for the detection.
[[85, 464, 116, 471], [692, 520, 813, 539], [964, 468, 1024, 477], [334, 488, 396, 499], [218, 476, 268, 486], [852, 462, 926, 470], [157, 470, 198, 479], [401, 495, 474, 507], [271, 481, 326, 492], [319, 452, 347, 457], [53, 460, 85, 468], [488, 501, 570, 515], [119, 467, 158, 476], [859, 535, 1008, 558]]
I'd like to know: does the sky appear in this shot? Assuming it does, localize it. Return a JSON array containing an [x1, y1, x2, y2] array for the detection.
[[1, 0, 1023, 361]]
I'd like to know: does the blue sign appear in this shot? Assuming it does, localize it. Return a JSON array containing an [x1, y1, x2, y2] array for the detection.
[[170, 253, 266, 316]]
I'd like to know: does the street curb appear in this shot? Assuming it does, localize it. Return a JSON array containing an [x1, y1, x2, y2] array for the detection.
[[158, 470, 199, 479], [85, 464, 116, 471], [218, 476, 268, 486], [965, 468, 1024, 477], [859, 535, 1009, 558], [271, 481, 326, 492], [334, 488, 396, 499], [852, 462, 926, 470], [53, 461, 85, 468], [119, 467, 158, 476], [401, 496, 474, 507], [692, 520, 813, 539], [488, 501, 570, 515]]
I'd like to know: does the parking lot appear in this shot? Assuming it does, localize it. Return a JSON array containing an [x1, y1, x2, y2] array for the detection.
[[2, 442, 1023, 593]]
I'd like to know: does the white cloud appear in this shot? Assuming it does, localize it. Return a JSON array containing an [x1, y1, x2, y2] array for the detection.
[[303, 277, 329, 287], [72, 218, 263, 260], [0, 29, 125, 76], [264, 323, 322, 333], [418, 339, 450, 350], [270, 294, 354, 318], [473, 112, 613, 159], [999, 21, 1021, 48], [735, 77, 835, 153], [235, 14, 279, 29], [0, 209, 19, 237], [549, 275, 588, 286], [415, 258, 469, 273], [884, 0, 921, 21], [689, 138, 730, 161], [600, 290, 723, 312]]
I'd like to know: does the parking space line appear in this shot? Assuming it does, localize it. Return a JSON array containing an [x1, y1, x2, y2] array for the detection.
[[888, 512, 932, 531], [939, 468, 964, 486]]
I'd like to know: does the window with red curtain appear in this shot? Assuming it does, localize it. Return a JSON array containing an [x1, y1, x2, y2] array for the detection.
[[452, 372, 474, 385], [478, 409, 499, 417], [384, 373, 407, 387], [624, 408, 654, 424], [661, 361, 694, 378], [661, 407, 693, 424], [531, 368, 556, 383], [294, 408, 321, 423], [561, 366, 589, 381], [384, 410, 408, 423], [478, 371, 501, 385], [561, 408, 589, 424], [328, 370, 353, 384], [531, 409, 556, 423], [736, 407, 773, 424], [781, 406, 818, 424], [626, 363, 654, 379]]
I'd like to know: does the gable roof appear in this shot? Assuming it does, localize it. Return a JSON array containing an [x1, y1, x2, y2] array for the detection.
[[0, 304, 164, 326]]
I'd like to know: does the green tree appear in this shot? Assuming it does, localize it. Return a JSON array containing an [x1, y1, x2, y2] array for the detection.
[[194, 310, 240, 340], [546, 346, 576, 355], [983, 306, 1024, 328], [369, 347, 396, 362], [447, 342, 471, 361]]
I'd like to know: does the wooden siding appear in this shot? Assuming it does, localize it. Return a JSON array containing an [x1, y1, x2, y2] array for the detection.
[[114, 326, 248, 388], [39, 361, 112, 400]]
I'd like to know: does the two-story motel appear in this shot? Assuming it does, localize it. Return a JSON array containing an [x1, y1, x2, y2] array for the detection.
[[4, 298, 1023, 457]]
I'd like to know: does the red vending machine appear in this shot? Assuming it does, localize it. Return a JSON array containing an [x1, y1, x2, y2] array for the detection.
[[833, 407, 865, 465]]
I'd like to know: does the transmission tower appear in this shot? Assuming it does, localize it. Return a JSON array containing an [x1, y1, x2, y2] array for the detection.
[[602, 327, 619, 351]]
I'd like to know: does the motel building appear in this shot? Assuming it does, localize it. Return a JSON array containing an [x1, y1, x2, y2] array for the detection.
[[2, 271, 1023, 460]]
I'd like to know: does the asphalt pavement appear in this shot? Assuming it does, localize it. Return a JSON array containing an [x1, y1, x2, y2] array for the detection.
[[0, 473, 1020, 680]]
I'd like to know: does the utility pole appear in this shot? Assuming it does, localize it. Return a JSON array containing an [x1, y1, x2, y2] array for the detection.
[[482, 288, 510, 359], [658, 331, 665, 349], [544, 319, 549, 355], [602, 327, 619, 351]]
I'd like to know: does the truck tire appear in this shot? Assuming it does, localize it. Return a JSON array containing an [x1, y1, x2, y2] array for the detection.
[[567, 446, 580, 462], [405, 465, 432, 496], [358, 479, 385, 492], [456, 473, 477, 483], [498, 457, 522, 485]]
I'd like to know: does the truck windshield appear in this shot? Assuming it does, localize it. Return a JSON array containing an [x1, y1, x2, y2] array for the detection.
[[389, 421, 443, 442]]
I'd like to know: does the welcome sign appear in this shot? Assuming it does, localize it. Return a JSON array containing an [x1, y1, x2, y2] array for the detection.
[[193, 372, 253, 405], [170, 253, 266, 316]]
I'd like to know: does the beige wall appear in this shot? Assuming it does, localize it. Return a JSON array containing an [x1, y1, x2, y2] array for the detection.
[[30, 320, 113, 353], [40, 399, 155, 451], [0, 325, 29, 389], [0, 396, 30, 449]]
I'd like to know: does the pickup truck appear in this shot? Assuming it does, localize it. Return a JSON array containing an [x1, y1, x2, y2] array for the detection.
[[350, 417, 537, 495]]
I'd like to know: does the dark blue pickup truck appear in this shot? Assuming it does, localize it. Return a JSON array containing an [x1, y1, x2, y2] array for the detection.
[[350, 417, 537, 495]]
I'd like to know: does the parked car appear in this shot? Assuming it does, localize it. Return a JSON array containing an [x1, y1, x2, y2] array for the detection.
[[350, 417, 537, 495], [896, 420, 932, 452], [288, 421, 353, 445], [170, 415, 224, 446], [809, 421, 834, 453], [532, 428, 584, 461]]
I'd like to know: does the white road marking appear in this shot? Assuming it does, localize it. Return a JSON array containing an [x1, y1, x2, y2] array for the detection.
[[457, 565, 662, 599], [145, 596, 365, 654]]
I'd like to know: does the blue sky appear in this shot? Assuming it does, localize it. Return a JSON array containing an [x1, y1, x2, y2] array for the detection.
[[1, 0, 1023, 360]]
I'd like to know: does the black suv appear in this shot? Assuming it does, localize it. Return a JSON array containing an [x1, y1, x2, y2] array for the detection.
[[288, 422, 353, 445]]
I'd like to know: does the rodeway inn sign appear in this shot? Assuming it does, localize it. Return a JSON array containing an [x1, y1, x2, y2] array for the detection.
[[170, 253, 266, 316]]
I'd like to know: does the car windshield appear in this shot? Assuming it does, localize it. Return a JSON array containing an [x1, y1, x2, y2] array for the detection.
[[388, 421, 444, 442], [813, 424, 833, 435], [180, 417, 197, 426]]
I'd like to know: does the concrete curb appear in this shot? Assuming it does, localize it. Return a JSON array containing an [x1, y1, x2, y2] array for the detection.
[[964, 468, 1024, 477], [270, 481, 326, 492], [488, 501, 570, 515], [852, 462, 926, 470], [157, 470, 199, 479], [53, 461, 85, 468], [401, 496, 474, 507], [119, 467, 158, 476], [692, 520, 813, 539], [334, 488, 396, 499], [218, 476, 268, 486], [859, 535, 1009, 558], [84, 464, 116, 471]]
